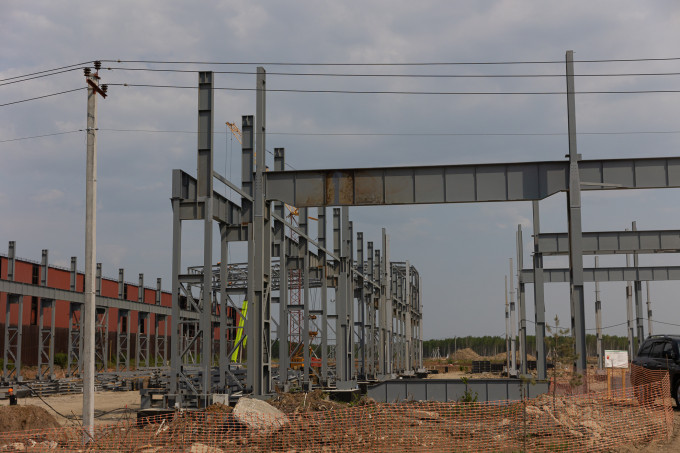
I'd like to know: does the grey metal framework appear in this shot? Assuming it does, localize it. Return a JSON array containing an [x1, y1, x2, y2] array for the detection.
[[518, 224, 680, 379], [167, 69, 425, 405], [0, 242, 178, 383]]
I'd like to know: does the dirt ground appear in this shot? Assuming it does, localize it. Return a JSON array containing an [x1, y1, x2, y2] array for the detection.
[[616, 406, 680, 453], [0, 390, 140, 426]]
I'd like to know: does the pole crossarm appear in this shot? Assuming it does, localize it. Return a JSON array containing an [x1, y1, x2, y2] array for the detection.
[[537, 229, 680, 255], [520, 265, 680, 283], [264, 157, 680, 207]]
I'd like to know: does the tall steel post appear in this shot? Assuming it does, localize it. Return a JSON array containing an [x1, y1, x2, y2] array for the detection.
[[246, 67, 272, 395], [565, 50, 587, 372], [532, 201, 547, 379], [274, 149, 289, 384], [335, 206, 354, 388], [405, 261, 412, 371], [382, 229, 392, 375], [632, 221, 644, 347], [357, 232, 366, 377], [505, 276, 510, 373], [375, 248, 384, 375], [318, 207, 328, 384], [625, 245, 635, 358], [595, 257, 603, 369], [509, 258, 517, 374], [197, 71, 215, 401], [169, 193, 182, 400], [300, 208, 311, 390], [219, 224, 229, 389], [366, 241, 375, 377], [517, 226, 527, 375], [646, 282, 653, 336]]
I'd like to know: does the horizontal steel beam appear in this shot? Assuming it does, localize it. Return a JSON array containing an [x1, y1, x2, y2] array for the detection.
[[0, 279, 203, 319], [521, 266, 680, 283], [173, 169, 242, 225], [537, 230, 680, 255], [265, 157, 680, 207]]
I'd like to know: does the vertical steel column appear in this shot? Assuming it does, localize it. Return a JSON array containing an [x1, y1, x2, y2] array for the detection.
[[67, 302, 83, 377], [3, 242, 22, 381], [405, 261, 412, 371], [197, 71, 215, 401], [38, 249, 55, 380], [273, 148, 289, 385], [375, 248, 383, 375], [565, 50, 587, 372], [646, 283, 653, 336], [595, 257, 603, 369], [632, 221, 644, 347], [509, 259, 517, 375], [517, 226, 527, 375], [357, 232, 366, 378], [116, 309, 130, 371], [532, 201, 547, 379], [300, 207, 311, 389], [246, 67, 272, 396], [335, 208, 350, 387], [382, 229, 392, 375], [366, 241, 375, 378], [418, 273, 423, 369], [169, 186, 182, 398], [96, 263, 102, 296], [318, 207, 328, 384], [505, 276, 510, 373], [94, 307, 108, 373], [137, 312, 149, 368], [219, 224, 230, 389], [155, 314, 166, 366], [625, 244, 635, 359]]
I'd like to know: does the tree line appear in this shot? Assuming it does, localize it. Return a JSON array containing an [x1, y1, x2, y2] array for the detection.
[[423, 334, 629, 359]]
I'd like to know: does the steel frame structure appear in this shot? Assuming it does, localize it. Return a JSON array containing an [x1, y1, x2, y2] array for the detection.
[[519, 223, 680, 379], [0, 242, 175, 383]]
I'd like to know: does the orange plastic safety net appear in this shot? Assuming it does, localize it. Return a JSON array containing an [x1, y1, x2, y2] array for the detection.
[[0, 365, 673, 452]]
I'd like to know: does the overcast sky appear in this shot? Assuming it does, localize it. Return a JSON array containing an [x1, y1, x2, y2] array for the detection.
[[2, 1, 680, 342]]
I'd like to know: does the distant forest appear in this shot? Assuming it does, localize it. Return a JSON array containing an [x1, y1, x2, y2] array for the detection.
[[423, 334, 630, 358]]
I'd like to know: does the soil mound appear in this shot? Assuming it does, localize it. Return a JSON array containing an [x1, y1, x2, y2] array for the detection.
[[268, 389, 343, 414], [452, 348, 481, 361], [0, 405, 60, 432]]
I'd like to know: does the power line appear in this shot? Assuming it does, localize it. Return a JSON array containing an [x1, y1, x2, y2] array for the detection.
[[102, 57, 680, 66], [107, 83, 680, 95], [0, 87, 86, 107], [100, 66, 680, 78], [0, 67, 85, 87], [0, 61, 91, 83], [0, 130, 83, 143]]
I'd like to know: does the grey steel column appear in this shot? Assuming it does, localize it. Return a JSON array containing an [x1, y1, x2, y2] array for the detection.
[[646, 282, 653, 336], [505, 276, 510, 374], [347, 219, 355, 380], [335, 207, 352, 387], [38, 249, 55, 380], [509, 258, 517, 375], [532, 201, 547, 379], [595, 257, 603, 369], [517, 226, 527, 375], [318, 207, 328, 384], [375, 248, 383, 375], [197, 71, 215, 401], [274, 149, 289, 384], [169, 194, 182, 398], [405, 261, 412, 371], [382, 229, 392, 375], [625, 247, 635, 358], [632, 221, 644, 347], [357, 232, 366, 377], [247, 67, 272, 396], [301, 208, 311, 390], [219, 225, 229, 389], [366, 241, 374, 377], [565, 50, 587, 372]]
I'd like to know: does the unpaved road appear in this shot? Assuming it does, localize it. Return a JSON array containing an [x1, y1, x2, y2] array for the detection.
[[0, 391, 140, 426]]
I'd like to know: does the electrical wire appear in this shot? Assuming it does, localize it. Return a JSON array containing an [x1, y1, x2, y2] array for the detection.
[[0, 62, 92, 83], [0, 87, 86, 107], [99, 66, 680, 78], [106, 83, 680, 95], [0, 67, 86, 87], [0, 129, 83, 143], [102, 57, 680, 66]]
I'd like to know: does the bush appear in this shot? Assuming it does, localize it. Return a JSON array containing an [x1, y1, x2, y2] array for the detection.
[[54, 353, 67, 368]]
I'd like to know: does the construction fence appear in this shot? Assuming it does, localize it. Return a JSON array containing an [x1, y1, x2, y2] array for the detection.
[[0, 365, 673, 452]]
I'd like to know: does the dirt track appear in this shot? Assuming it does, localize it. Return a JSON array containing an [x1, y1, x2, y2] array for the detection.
[[0, 390, 140, 426]]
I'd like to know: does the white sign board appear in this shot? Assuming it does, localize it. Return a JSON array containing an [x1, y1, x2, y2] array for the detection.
[[605, 350, 629, 368]]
